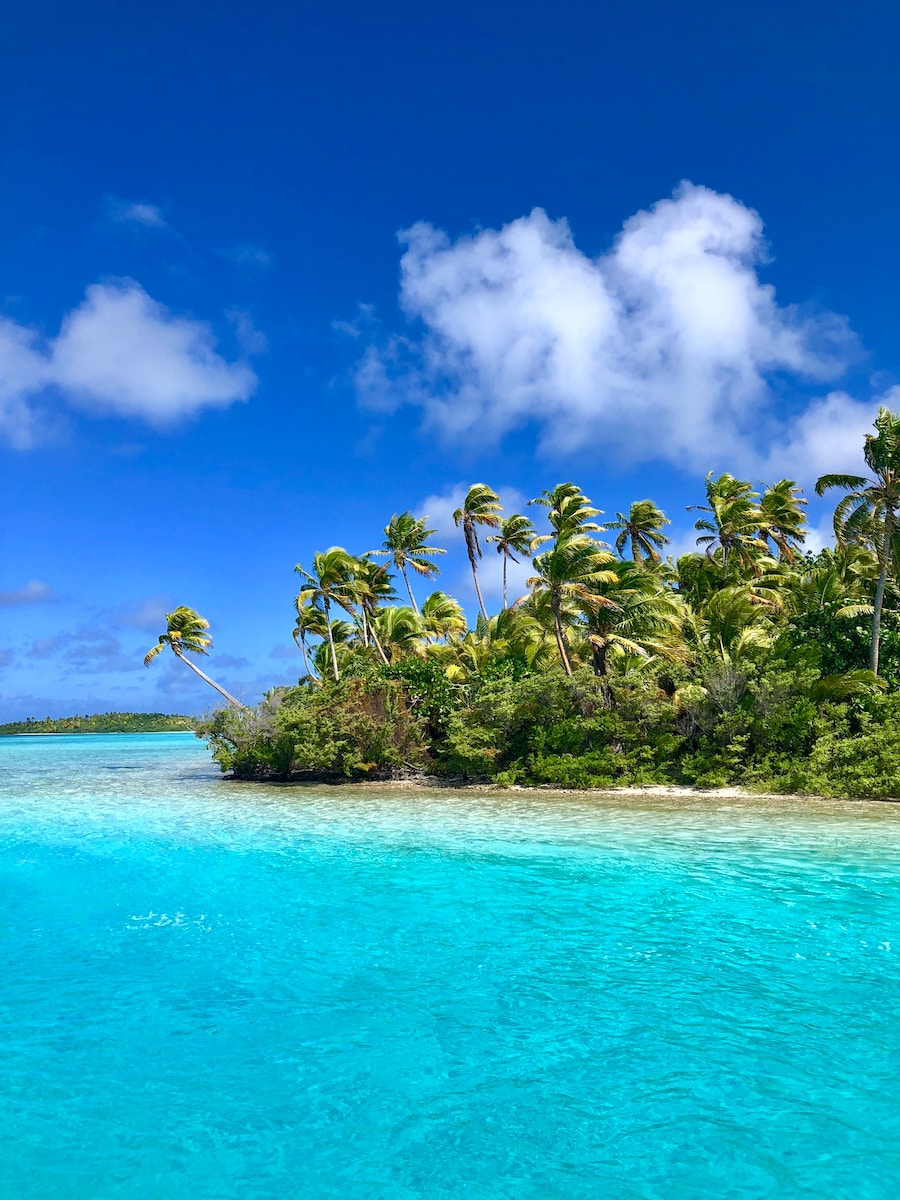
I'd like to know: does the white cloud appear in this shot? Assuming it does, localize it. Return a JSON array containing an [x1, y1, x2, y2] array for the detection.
[[0, 319, 47, 448], [0, 281, 257, 442], [762, 388, 895, 481], [107, 198, 168, 229], [53, 282, 257, 423], [112, 594, 175, 632], [804, 512, 837, 555], [475, 546, 534, 604], [354, 182, 861, 474], [0, 579, 54, 606]]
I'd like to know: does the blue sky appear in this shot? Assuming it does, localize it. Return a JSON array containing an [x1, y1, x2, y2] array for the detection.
[[1, 0, 898, 719]]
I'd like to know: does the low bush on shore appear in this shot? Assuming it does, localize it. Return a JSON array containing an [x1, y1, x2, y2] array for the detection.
[[196, 654, 900, 797]]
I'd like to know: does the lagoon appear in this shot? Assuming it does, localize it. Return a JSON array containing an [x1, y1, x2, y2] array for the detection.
[[2, 733, 900, 1197]]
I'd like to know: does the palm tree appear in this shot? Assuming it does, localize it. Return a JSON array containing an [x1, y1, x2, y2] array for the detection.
[[527, 535, 618, 675], [688, 472, 767, 573], [429, 607, 552, 680], [816, 406, 900, 674], [582, 561, 683, 677], [371, 605, 426, 662], [686, 586, 779, 665], [421, 590, 467, 641], [294, 547, 361, 680], [486, 513, 535, 608], [144, 606, 245, 708], [757, 480, 808, 562], [378, 512, 446, 613], [352, 555, 396, 666], [781, 545, 877, 617], [310, 619, 356, 679], [453, 484, 502, 620], [529, 483, 604, 546], [293, 601, 328, 679], [607, 500, 671, 564]]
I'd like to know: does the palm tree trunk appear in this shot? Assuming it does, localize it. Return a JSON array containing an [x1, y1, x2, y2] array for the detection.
[[591, 639, 608, 677], [502, 555, 508, 610], [299, 637, 314, 680], [369, 620, 390, 666], [324, 598, 339, 680], [470, 550, 488, 621], [551, 593, 572, 676], [871, 521, 893, 674], [401, 565, 420, 613], [360, 607, 370, 648], [174, 648, 246, 709]]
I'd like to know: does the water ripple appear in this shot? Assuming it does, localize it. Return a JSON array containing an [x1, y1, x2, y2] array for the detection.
[[2, 734, 900, 1197]]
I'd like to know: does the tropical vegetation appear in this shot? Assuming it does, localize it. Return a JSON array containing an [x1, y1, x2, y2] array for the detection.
[[0, 712, 191, 735], [189, 408, 900, 798]]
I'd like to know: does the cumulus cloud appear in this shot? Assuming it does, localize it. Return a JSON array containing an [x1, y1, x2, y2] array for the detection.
[[762, 387, 897, 480], [106, 198, 168, 229], [0, 579, 54, 606], [53, 282, 257, 423], [354, 182, 862, 475], [0, 281, 257, 443]]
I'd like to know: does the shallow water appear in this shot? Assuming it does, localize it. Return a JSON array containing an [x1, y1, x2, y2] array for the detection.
[[2, 733, 900, 1198]]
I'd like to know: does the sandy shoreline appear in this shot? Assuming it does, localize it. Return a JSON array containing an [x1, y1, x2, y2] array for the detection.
[[235, 774, 900, 804]]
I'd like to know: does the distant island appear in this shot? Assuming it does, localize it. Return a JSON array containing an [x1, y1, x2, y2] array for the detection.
[[0, 712, 194, 736]]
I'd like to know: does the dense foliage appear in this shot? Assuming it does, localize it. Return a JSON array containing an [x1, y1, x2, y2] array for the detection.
[[194, 409, 900, 798], [0, 712, 192, 735]]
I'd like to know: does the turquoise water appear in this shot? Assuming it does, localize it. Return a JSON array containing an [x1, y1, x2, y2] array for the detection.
[[2, 735, 900, 1198]]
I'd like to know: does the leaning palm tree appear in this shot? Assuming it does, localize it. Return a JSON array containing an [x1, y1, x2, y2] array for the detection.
[[486, 512, 535, 608], [817, 406, 900, 674], [378, 512, 446, 614], [294, 547, 361, 680], [144, 606, 245, 708], [607, 500, 671, 564], [453, 483, 503, 620]]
